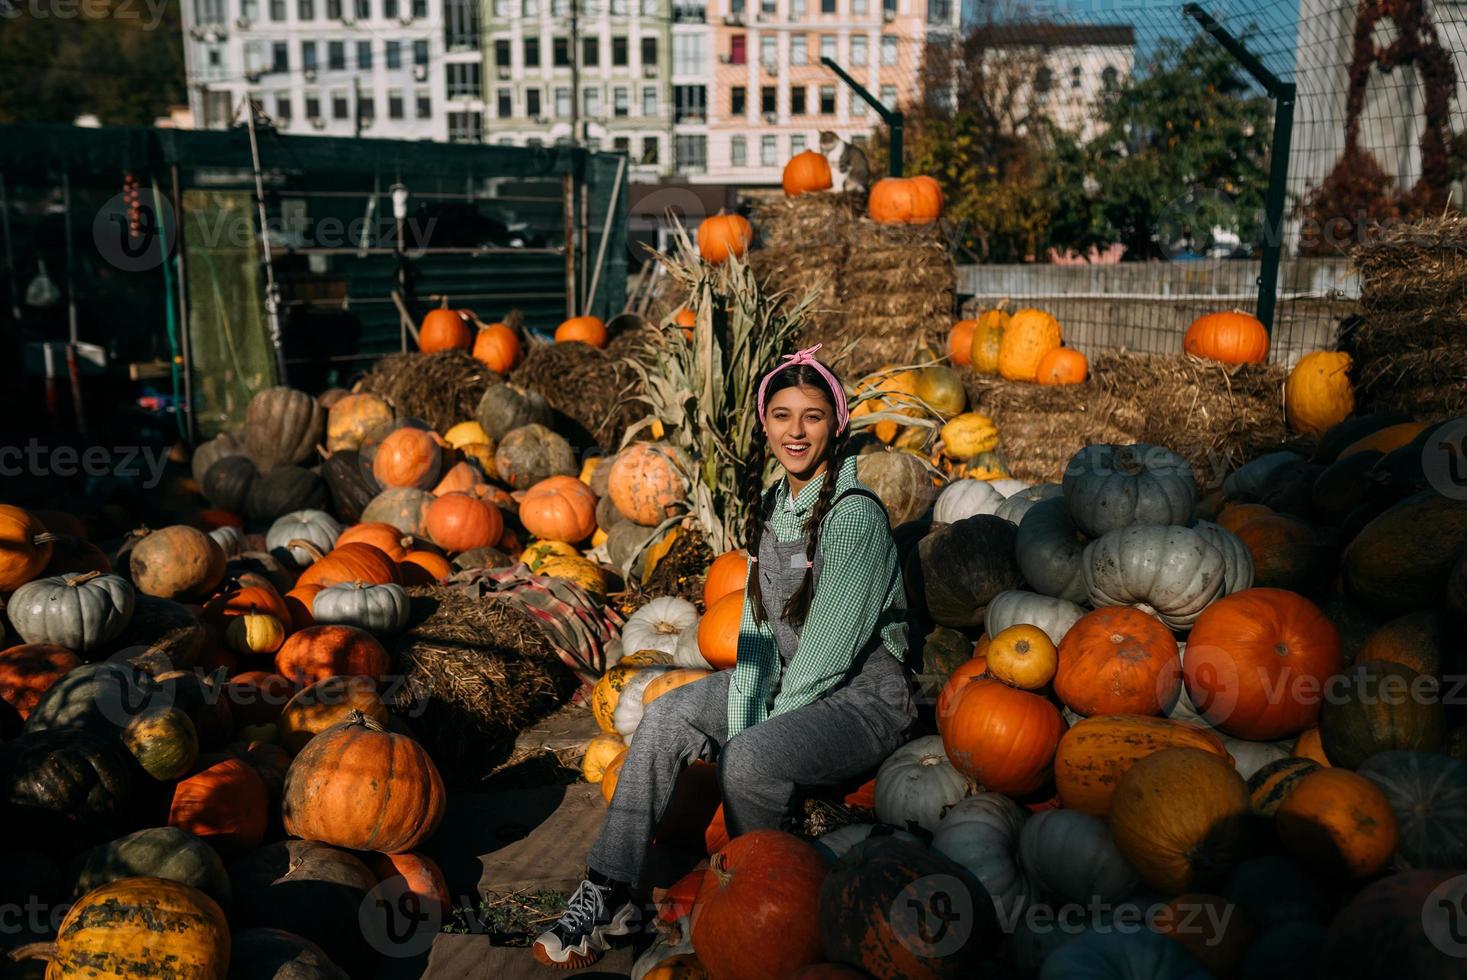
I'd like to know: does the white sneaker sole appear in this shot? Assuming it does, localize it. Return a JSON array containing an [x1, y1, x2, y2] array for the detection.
[[531, 903, 641, 968]]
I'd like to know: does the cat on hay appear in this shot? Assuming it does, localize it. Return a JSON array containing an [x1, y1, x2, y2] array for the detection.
[[820, 130, 870, 194]]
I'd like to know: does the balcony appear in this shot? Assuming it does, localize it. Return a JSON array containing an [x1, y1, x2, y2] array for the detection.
[[671, 2, 705, 20]]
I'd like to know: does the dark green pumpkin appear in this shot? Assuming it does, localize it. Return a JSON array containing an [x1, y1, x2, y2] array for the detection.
[[68, 826, 232, 912], [1258, 459, 1325, 522], [1358, 751, 1467, 869], [152, 671, 234, 749], [320, 450, 379, 525], [1319, 661, 1446, 768], [244, 385, 326, 474], [202, 456, 258, 513], [1311, 450, 1386, 527], [905, 515, 1023, 629], [1342, 491, 1467, 616], [475, 382, 553, 443], [1247, 757, 1321, 817], [245, 466, 330, 523], [1241, 922, 1329, 980], [23, 662, 151, 736], [110, 595, 207, 670], [229, 928, 350, 980], [1311, 413, 1412, 464], [920, 626, 977, 690], [595, 492, 626, 533], [494, 423, 576, 490], [190, 431, 247, 487], [0, 728, 134, 849], [890, 519, 933, 571], [224, 551, 298, 595]]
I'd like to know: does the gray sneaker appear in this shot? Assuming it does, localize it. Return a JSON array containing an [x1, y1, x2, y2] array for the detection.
[[531, 879, 642, 969]]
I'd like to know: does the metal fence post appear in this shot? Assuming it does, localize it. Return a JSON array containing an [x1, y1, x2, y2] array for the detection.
[[821, 57, 903, 177]]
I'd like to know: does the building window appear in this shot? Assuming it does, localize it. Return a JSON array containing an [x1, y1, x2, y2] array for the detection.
[[819, 84, 834, 113], [383, 0, 396, 14], [269, 0, 285, 18], [790, 33, 806, 64], [673, 135, 705, 171], [879, 83, 896, 107], [328, 41, 345, 69], [614, 136, 630, 153], [584, 87, 600, 116], [642, 86, 657, 115], [385, 40, 401, 68], [332, 90, 349, 117], [672, 33, 703, 74], [388, 90, 404, 117], [304, 93, 321, 117], [791, 85, 805, 114], [612, 36, 628, 65], [272, 41, 288, 71], [416, 89, 431, 116], [553, 37, 570, 65], [730, 34, 746, 64], [642, 136, 659, 164], [493, 0, 507, 12], [819, 34, 834, 60], [446, 0, 479, 47], [297, 0, 314, 17], [730, 86, 745, 115], [852, 0, 865, 12], [448, 63, 481, 97], [730, 0, 743, 11], [926, 0, 949, 21], [880, 35, 896, 65], [852, 94, 865, 116], [195, 0, 225, 23], [325, 0, 339, 16], [275, 93, 292, 118], [881, 0, 893, 12], [554, 86, 571, 115], [524, 37, 540, 66], [359, 95, 375, 118], [497, 89, 512, 116], [495, 38, 511, 72], [413, 40, 429, 65], [642, 36, 657, 67], [850, 34, 866, 65], [673, 84, 706, 122], [613, 86, 629, 115], [761, 85, 775, 114], [1101, 65, 1118, 89], [1034, 67, 1052, 94], [790, 0, 804, 16], [610, 0, 626, 14], [791, 132, 805, 153], [354, 0, 367, 16], [1071, 65, 1082, 88], [357, 40, 372, 68], [412, 0, 425, 15], [730, 135, 746, 166], [761, 134, 777, 165], [526, 87, 541, 114], [820, 0, 834, 11], [448, 111, 482, 141], [583, 37, 599, 66], [525, 0, 538, 12], [760, 34, 776, 69]]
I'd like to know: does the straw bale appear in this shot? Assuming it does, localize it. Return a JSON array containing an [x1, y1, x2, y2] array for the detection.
[[359, 350, 496, 431], [755, 191, 865, 248], [511, 337, 641, 450]]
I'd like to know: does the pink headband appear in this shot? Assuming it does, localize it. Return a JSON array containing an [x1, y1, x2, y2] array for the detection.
[[756, 344, 850, 434]]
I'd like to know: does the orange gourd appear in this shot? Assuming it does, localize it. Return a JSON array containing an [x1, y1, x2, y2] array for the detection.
[[0, 505, 59, 590], [1056, 606, 1180, 717], [643, 668, 712, 708], [472, 321, 522, 373], [419, 308, 472, 353], [295, 542, 401, 589], [1215, 502, 1273, 533], [400, 549, 454, 585], [935, 655, 988, 732], [703, 549, 749, 607], [431, 461, 486, 496], [425, 492, 504, 552], [1034, 347, 1088, 385], [947, 319, 977, 367], [698, 590, 743, 669], [697, 212, 754, 264], [867, 175, 944, 224], [275, 624, 391, 688], [555, 315, 608, 348], [0, 643, 82, 720], [985, 625, 1057, 690], [372, 427, 441, 489], [940, 675, 1063, 795], [168, 756, 269, 856], [1183, 310, 1269, 365], [673, 306, 697, 339], [283, 584, 322, 631], [1054, 714, 1234, 816], [521, 476, 597, 544], [337, 522, 413, 560], [781, 150, 833, 197], [609, 443, 687, 526], [278, 674, 389, 754], [1275, 767, 1399, 879], [369, 852, 454, 916], [997, 308, 1062, 382]]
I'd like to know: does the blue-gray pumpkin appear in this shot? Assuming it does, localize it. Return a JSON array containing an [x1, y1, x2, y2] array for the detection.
[[8, 571, 136, 653]]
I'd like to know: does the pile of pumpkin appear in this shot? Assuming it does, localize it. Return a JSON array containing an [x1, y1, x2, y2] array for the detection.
[[948, 305, 1087, 387], [416, 304, 609, 356], [581, 423, 1467, 979]]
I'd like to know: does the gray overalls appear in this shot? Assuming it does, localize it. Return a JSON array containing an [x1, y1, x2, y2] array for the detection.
[[587, 487, 917, 886]]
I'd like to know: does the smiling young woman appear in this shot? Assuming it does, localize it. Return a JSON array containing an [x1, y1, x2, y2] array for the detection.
[[533, 345, 918, 969]]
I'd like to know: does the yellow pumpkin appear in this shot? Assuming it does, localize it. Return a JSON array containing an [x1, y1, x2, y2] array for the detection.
[[460, 443, 497, 473], [986, 624, 1057, 690], [592, 662, 657, 733], [537, 555, 607, 594], [592, 528, 609, 548], [225, 611, 287, 656], [579, 456, 602, 486], [915, 365, 967, 418], [1285, 351, 1354, 437], [520, 540, 580, 570], [997, 308, 1062, 382], [642, 527, 682, 583], [443, 420, 491, 449], [940, 413, 999, 459], [856, 367, 923, 444], [956, 451, 1009, 481], [40, 877, 229, 979], [581, 733, 626, 784]]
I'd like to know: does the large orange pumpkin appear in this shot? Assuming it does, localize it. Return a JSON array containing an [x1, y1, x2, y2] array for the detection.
[[282, 710, 446, 853], [1183, 588, 1343, 741], [521, 475, 597, 544], [697, 213, 754, 264], [400, 548, 455, 585], [1183, 310, 1270, 365], [698, 590, 743, 669], [0, 643, 82, 719], [1055, 606, 1179, 717], [935, 655, 988, 731], [1054, 714, 1233, 816], [295, 542, 401, 588], [555, 315, 608, 348], [703, 549, 748, 608], [168, 756, 269, 856], [1215, 502, 1273, 533], [419, 308, 472, 353], [278, 674, 389, 754], [1275, 767, 1399, 879], [1108, 747, 1253, 894], [274, 624, 390, 688], [472, 321, 522, 373], [867, 175, 944, 225], [336, 522, 414, 560], [0, 505, 57, 590], [610, 443, 687, 526], [1034, 346, 1088, 385], [997, 308, 1062, 382], [689, 830, 827, 980], [425, 492, 504, 552], [372, 427, 441, 490], [782, 150, 834, 197], [283, 584, 322, 631], [431, 461, 487, 497], [940, 674, 1063, 795], [325, 393, 394, 453]]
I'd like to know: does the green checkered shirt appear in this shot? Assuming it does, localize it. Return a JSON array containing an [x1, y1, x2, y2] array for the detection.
[[726, 453, 909, 737]]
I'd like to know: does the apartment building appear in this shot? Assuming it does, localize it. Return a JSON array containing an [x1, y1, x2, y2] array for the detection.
[[181, 0, 484, 140], [482, 0, 673, 179]]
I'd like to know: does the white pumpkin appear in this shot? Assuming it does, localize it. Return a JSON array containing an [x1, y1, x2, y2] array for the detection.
[[671, 622, 710, 669], [873, 735, 976, 834], [311, 581, 410, 634], [994, 483, 1062, 525], [208, 525, 246, 558], [1018, 809, 1141, 907], [814, 824, 922, 863], [931, 793, 1030, 918], [1220, 734, 1291, 779], [989, 478, 1031, 498], [266, 509, 343, 566], [622, 597, 699, 658], [984, 590, 1085, 647], [612, 665, 674, 738], [933, 480, 1005, 524]]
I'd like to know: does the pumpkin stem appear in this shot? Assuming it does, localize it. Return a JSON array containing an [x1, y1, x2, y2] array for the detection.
[[33, 532, 61, 546], [347, 709, 387, 733], [288, 539, 327, 563], [9, 943, 57, 963], [65, 570, 104, 587]]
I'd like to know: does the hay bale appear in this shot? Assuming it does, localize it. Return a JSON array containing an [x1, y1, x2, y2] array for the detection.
[[755, 191, 865, 248], [510, 338, 642, 450], [389, 585, 569, 784], [359, 350, 496, 431]]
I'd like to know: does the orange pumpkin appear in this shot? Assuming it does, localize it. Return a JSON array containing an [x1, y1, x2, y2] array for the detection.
[[326, 393, 394, 453], [1233, 515, 1323, 591], [985, 625, 1057, 690], [0, 505, 57, 591], [372, 427, 441, 489], [369, 852, 454, 917], [940, 674, 1063, 795], [419, 307, 472, 353], [0, 643, 82, 720], [703, 549, 749, 607], [223, 670, 294, 727], [1056, 606, 1179, 717], [400, 549, 454, 585], [968, 308, 1010, 376], [521, 476, 596, 544], [283, 585, 322, 631], [337, 523, 413, 560], [1336, 420, 1430, 460], [1292, 726, 1331, 766], [935, 655, 988, 731], [1183, 310, 1270, 365], [697, 212, 754, 264], [278, 674, 389, 754], [1275, 767, 1399, 879], [601, 747, 629, 803], [1034, 346, 1088, 385], [295, 542, 402, 589], [867, 175, 944, 224], [1183, 588, 1343, 741], [168, 756, 269, 856], [275, 624, 390, 688], [1215, 502, 1273, 533], [426, 492, 504, 552], [673, 306, 697, 339], [1054, 714, 1234, 816], [643, 668, 712, 708], [431, 461, 486, 496], [472, 321, 522, 373], [698, 590, 743, 669], [610, 443, 687, 526], [997, 308, 1062, 382], [947, 319, 977, 367], [781, 150, 833, 197], [555, 315, 608, 348], [1150, 893, 1255, 978], [203, 583, 293, 633]]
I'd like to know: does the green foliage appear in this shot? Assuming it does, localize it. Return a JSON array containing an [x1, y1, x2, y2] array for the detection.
[[0, 0, 186, 125]]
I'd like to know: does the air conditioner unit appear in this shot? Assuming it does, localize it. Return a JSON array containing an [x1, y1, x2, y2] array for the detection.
[[413, 64, 429, 80], [881, 8, 893, 19], [398, 12, 413, 21], [643, 64, 657, 78], [341, 13, 355, 23], [310, 116, 326, 128], [304, 68, 318, 80], [361, 116, 374, 128], [235, 16, 252, 28], [722, 13, 742, 24], [533, 115, 549, 124], [762, 111, 777, 123], [717, 53, 731, 63]]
